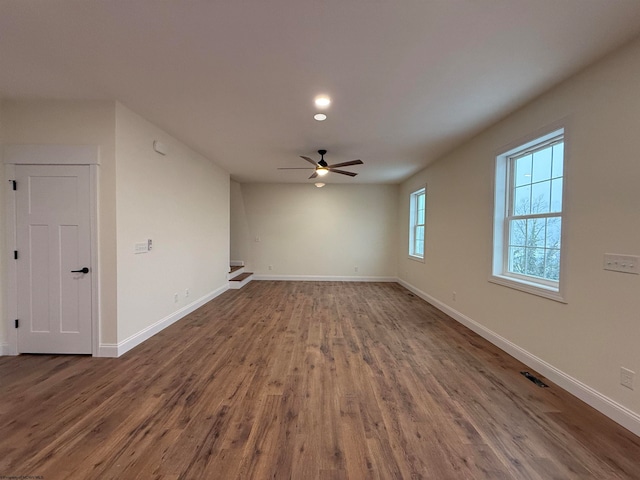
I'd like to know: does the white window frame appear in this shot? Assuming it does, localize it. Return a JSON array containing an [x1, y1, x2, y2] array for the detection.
[[409, 186, 426, 261], [490, 127, 567, 302]]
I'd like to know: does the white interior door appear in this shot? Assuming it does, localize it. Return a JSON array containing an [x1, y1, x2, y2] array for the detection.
[[15, 165, 93, 354]]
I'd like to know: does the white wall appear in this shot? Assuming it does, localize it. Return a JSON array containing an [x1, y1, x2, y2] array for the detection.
[[230, 180, 251, 265], [240, 183, 398, 279], [398, 37, 640, 430], [115, 103, 230, 344], [0, 99, 118, 346]]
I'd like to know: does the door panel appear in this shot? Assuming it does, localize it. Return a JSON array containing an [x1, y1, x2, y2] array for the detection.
[[16, 165, 92, 354]]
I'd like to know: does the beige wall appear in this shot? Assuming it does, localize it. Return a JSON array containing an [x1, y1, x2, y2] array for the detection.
[[0, 99, 118, 345], [398, 37, 640, 419], [239, 183, 398, 278], [0, 102, 6, 349], [115, 103, 230, 343]]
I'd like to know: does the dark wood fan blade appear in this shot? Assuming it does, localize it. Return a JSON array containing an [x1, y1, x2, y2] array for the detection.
[[300, 156, 319, 167], [329, 169, 358, 177], [309, 171, 319, 179], [326, 160, 363, 168], [277, 167, 315, 170]]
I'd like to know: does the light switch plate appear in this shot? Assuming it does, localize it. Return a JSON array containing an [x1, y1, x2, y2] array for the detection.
[[134, 242, 149, 254], [603, 254, 639, 274]]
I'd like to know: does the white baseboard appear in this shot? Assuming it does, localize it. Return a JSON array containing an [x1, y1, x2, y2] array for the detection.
[[97, 284, 229, 358], [253, 274, 398, 282], [0, 342, 17, 356], [97, 343, 119, 358], [397, 278, 640, 438]]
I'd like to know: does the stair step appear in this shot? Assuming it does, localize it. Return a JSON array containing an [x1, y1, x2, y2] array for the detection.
[[230, 272, 253, 282], [229, 272, 253, 290], [229, 265, 245, 280]]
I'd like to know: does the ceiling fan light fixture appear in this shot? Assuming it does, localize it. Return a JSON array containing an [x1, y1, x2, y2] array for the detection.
[[314, 113, 327, 121], [314, 95, 331, 108], [316, 167, 329, 176], [315, 182, 325, 188]]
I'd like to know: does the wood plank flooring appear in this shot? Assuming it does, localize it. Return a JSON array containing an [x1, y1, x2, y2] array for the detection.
[[1, 281, 639, 479]]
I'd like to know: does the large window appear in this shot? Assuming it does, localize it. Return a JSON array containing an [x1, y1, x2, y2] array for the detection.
[[409, 187, 426, 259], [492, 128, 566, 301]]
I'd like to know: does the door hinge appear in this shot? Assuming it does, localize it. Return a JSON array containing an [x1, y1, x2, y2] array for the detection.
[[14, 250, 18, 260], [15, 319, 19, 328], [10, 180, 16, 191]]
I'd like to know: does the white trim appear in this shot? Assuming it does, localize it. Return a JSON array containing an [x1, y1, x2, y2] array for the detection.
[[488, 275, 567, 303], [492, 124, 567, 301], [3, 144, 100, 165], [397, 278, 640, 437], [0, 343, 17, 356], [230, 260, 245, 267], [4, 147, 100, 356], [90, 165, 101, 356], [98, 284, 229, 358], [253, 274, 398, 282], [409, 186, 426, 259], [4, 164, 18, 356]]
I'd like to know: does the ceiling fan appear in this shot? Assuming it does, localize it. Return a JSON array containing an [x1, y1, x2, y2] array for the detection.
[[278, 149, 363, 179]]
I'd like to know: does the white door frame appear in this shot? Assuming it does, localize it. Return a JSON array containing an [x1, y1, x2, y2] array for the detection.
[[4, 145, 100, 356]]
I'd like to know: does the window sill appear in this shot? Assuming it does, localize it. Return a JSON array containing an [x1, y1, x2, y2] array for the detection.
[[488, 274, 566, 303], [408, 254, 425, 263]]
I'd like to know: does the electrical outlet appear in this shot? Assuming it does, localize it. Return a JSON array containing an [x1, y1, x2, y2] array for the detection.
[[268, 265, 272, 271], [254, 236, 261, 243], [185, 288, 189, 298], [174, 293, 179, 303], [452, 291, 457, 301], [354, 266, 359, 272], [621, 367, 634, 390]]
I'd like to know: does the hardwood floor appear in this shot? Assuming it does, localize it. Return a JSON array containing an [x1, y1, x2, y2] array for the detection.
[[1, 281, 639, 479]]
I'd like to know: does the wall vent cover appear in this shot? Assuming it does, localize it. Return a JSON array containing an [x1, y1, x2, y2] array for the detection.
[[521, 371, 548, 388]]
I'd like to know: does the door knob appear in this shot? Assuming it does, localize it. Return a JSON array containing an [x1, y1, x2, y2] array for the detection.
[[71, 267, 90, 274]]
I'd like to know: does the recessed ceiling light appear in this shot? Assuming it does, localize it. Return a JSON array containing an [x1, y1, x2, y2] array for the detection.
[[315, 182, 325, 188], [314, 113, 327, 121], [314, 95, 331, 108]]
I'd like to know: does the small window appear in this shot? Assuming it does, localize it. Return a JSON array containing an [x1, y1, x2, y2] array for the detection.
[[409, 187, 426, 259], [491, 128, 566, 301]]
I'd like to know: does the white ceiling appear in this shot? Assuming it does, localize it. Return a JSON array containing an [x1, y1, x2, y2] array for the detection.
[[2, 1, 640, 184]]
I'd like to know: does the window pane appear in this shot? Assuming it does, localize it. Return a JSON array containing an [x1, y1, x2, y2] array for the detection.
[[513, 185, 531, 215], [526, 218, 546, 247], [415, 225, 424, 255], [544, 249, 561, 281], [531, 181, 551, 214], [515, 154, 532, 187], [552, 143, 564, 178], [532, 147, 552, 183], [525, 248, 545, 278], [417, 192, 425, 210], [508, 246, 526, 274], [550, 178, 563, 213], [509, 219, 526, 246], [546, 217, 561, 248]]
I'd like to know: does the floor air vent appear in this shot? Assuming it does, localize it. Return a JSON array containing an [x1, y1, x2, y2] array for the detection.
[[521, 371, 548, 388]]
